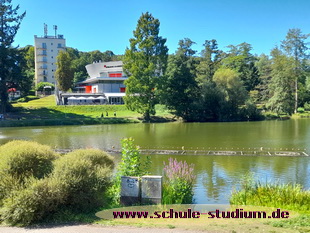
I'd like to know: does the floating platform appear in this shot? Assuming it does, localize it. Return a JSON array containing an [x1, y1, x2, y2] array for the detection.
[[54, 148, 309, 157]]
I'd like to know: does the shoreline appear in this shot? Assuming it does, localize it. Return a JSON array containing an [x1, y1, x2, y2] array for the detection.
[[1, 113, 309, 128]]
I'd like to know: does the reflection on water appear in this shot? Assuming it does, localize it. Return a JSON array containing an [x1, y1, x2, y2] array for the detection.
[[148, 154, 309, 204], [0, 119, 309, 204]]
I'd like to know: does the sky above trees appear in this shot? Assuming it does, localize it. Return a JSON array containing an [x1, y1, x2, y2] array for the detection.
[[12, 0, 310, 55]]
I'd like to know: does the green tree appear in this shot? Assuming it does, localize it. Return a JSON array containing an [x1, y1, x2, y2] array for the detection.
[[281, 28, 309, 113], [161, 38, 200, 121], [0, 0, 25, 113], [196, 39, 223, 83], [55, 50, 74, 91], [267, 48, 295, 115], [19, 45, 35, 97], [222, 42, 259, 92], [199, 80, 224, 121], [90, 50, 115, 62], [123, 12, 168, 121], [35, 82, 55, 92], [254, 54, 272, 103], [213, 67, 248, 119]]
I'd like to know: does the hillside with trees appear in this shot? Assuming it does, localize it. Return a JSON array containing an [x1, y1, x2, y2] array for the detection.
[[122, 13, 309, 121], [2, 5, 309, 122]]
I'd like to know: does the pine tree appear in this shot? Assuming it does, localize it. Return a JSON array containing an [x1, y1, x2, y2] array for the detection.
[[123, 12, 168, 122], [267, 48, 295, 115], [161, 38, 200, 121], [281, 28, 309, 114]]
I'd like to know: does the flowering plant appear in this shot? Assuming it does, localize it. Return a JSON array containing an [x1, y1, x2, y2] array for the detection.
[[163, 157, 196, 204]]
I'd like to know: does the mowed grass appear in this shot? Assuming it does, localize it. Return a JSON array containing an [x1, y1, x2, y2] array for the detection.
[[7, 96, 173, 127], [14, 95, 57, 108]]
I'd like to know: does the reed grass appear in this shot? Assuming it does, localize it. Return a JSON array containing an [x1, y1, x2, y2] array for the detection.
[[230, 174, 310, 212]]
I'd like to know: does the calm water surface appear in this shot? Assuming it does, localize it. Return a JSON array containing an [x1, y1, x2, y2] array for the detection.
[[0, 119, 309, 204]]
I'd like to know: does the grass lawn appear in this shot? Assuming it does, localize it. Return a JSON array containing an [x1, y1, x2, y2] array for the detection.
[[0, 95, 174, 127]]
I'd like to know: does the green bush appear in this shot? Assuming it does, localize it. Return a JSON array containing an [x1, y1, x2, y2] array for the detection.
[[0, 140, 56, 203], [304, 102, 310, 111], [36, 82, 55, 92], [0, 140, 56, 180], [239, 101, 263, 120], [297, 107, 305, 113], [0, 146, 114, 226], [0, 177, 64, 226], [63, 148, 114, 169], [52, 149, 114, 211]]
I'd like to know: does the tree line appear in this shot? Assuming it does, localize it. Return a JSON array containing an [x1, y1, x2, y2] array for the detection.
[[124, 12, 310, 121], [1, 1, 309, 121]]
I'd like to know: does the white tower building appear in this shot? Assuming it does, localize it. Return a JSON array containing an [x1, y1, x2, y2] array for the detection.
[[34, 25, 66, 86]]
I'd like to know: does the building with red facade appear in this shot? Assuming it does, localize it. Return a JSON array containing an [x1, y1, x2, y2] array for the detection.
[[60, 61, 127, 105]]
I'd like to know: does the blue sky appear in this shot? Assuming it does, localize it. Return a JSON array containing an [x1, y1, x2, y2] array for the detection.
[[12, 0, 310, 56]]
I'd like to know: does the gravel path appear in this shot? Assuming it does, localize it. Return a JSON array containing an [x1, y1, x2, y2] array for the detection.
[[0, 224, 211, 233]]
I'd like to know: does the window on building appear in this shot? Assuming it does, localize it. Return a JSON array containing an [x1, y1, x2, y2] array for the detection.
[[51, 56, 53, 59], [42, 43, 47, 48], [51, 50, 53, 52], [57, 43, 62, 48], [51, 43, 53, 45]]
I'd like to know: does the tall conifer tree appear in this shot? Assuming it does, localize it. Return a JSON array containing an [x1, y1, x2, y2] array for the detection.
[[123, 12, 168, 121]]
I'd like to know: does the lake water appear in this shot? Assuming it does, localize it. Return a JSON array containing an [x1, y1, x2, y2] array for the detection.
[[0, 119, 309, 204]]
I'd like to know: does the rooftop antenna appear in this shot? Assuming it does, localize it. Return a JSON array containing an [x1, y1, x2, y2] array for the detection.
[[44, 23, 48, 37], [53, 25, 58, 38]]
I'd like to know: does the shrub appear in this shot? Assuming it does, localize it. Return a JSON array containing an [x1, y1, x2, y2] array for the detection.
[[0, 147, 114, 226], [0, 177, 64, 226], [0, 140, 56, 203], [239, 101, 263, 120], [304, 102, 310, 111], [0, 140, 56, 180], [63, 148, 114, 169], [162, 158, 196, 204], [297, 107, 305, 113], [36, 82, 55, 92], [52, 149, 114, 211]]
